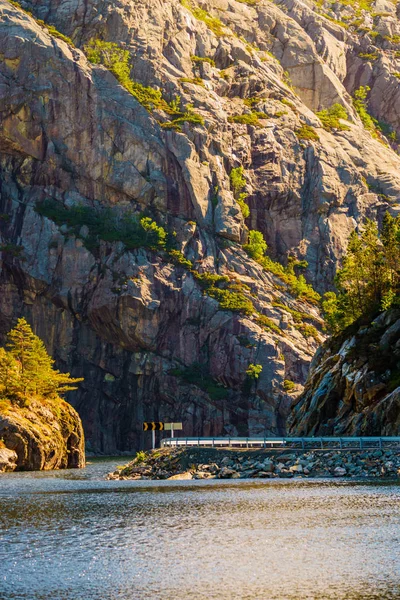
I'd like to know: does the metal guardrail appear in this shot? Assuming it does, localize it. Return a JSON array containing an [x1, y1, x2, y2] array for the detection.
[[161, 436, 400, 450]]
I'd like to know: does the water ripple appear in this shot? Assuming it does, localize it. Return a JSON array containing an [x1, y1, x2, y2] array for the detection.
[[1, 461, 400, 599]]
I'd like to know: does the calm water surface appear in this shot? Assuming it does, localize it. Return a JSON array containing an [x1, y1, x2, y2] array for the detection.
[[1, 458, 400, 599]]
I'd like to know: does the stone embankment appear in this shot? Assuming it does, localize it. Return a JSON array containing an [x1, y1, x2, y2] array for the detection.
[[107, 447, 400, 481]]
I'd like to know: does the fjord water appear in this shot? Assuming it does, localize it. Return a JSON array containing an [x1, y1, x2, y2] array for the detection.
[[1, 460, 400, 600]]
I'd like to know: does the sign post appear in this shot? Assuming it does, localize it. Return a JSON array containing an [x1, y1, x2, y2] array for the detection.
[[143, 422, 164, 449], [142, 422, 182, 448]]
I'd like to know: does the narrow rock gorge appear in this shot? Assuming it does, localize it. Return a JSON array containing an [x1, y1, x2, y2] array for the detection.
[[1, 0, 399, 452]]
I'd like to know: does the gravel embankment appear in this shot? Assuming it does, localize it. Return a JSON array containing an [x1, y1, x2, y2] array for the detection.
[[107, 447, 400, 480]]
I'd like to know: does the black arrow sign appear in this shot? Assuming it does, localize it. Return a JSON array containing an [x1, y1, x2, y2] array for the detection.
[[143, 422, 164, 431]]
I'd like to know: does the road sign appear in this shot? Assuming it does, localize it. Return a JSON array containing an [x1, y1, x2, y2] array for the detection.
[[164, 423, 183, 431], [164, 422, 183, 438], [143, 422, 164, 431]]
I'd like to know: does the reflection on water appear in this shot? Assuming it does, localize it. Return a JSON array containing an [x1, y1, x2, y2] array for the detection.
[[1, 461, 400, 599]]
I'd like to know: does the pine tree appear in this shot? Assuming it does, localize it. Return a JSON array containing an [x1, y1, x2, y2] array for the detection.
[[0, 348, 20, 399], [323, 214, 400, 332], [1, 318, 83, 405]]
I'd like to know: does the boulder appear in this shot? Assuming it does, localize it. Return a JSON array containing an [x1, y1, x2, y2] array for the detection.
[[0, 448, 18, 472], [167, 471, 193, 480], [219, 467, 240, 479], [334, 467, 347, 477]]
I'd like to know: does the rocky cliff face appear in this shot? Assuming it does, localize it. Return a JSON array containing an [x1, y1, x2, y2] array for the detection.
[[0, 0, 399, 451], [289, 309, 400, 435], [16, 0, 400, 288], [0, 396, 85, 471]]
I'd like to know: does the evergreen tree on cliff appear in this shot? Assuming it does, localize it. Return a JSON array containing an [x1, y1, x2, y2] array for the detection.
[[323, 214, 400, 332], [0, 318, 83, 405]]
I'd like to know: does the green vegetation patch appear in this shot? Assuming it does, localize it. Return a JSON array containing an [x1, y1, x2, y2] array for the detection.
[[162, 103, 205, 130], [283, 379, 296, 392], [246, 364, 263, 379], [255, 314, 282, 335], [35, 199, 167, 253], [237, 195, 250, 219], [230, 166, 250, 219], [168, 251, 254, 316], [272, 301, 317, 324], [295, 124, 320, 141], [352, 86, 383, 140], [181, 0, 228, 37], [85, 39, 171, 112], [179, 77, 205, 87], [316, 103, 350, 131], [191, 55, 216, 67], [358, 52, 379, 61], [244, 230, 321, 305], [294, 322, 320, 341], [207, 287, 254, 315], [228, 111, 268, 126], [169, 363, 228, 400]]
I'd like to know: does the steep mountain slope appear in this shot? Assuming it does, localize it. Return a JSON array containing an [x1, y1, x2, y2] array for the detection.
[[0, 0, 399, 451], [289, 309, 400, 435], [18, 0, 400, 288]]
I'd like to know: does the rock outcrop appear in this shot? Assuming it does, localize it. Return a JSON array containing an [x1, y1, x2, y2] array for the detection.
[[0, 396, 85, 471], [289, 309, 400, 436], [0, 0, 399, 451], [0, 446, 18, 472]]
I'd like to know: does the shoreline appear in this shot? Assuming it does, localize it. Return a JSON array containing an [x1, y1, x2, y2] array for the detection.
[[107, 447, 400, 481]]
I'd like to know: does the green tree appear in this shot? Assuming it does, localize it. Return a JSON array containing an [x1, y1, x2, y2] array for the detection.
[[230, 167, 246, 195], [7, 317, 38, 376], [323, 215, 400, 331], [352, 86, 379, 135], [0, 348, 20, 399], [3, 318, 83, 404], [381, 212, 400, 292], [243, 230, 267, 261], [246, 363, 263, 379], [230, 167, 250, 219], [335, 220, 387, 321]]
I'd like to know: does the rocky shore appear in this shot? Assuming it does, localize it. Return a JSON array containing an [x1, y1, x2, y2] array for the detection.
[[0, 397, 85, 472], [107, 447, 400, 481]]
